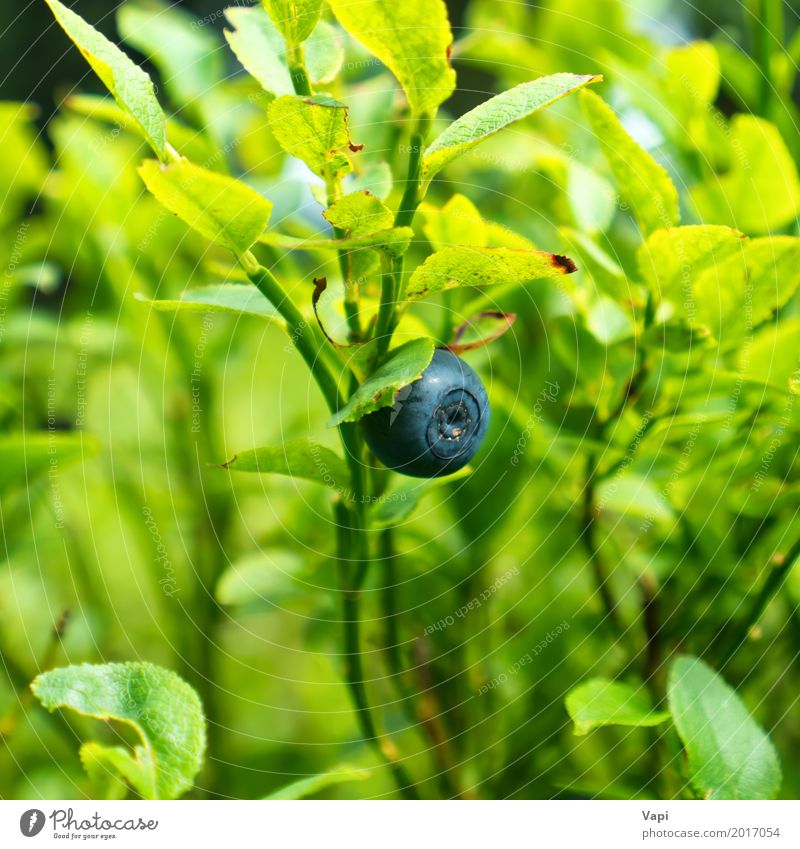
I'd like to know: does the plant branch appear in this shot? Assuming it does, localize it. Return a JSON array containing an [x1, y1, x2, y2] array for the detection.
[[719, 535, 800, 666]]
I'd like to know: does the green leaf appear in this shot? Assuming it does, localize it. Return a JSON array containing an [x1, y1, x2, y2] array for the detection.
[[134, 284, 283, 324], [692, 236, 800, 345], [423, 74, 600, 184], [0, 432, 97, 498], [324, 191, 394, 236], [595, 474, 674, 524], [406, 246, 576, 301], [224, 7, 294, 98], [580, 88, 680, 236], [691, 115, 800, 234], [327, 0, 455, 116], [261, 228, 413, 256], [32, 662, 206, 800], [327, 337, 435, 426], [138, 158, 272, 255], [667, 655, 782, 799], [215, 549, 306, 608], [80, 742, 142, 801], [665, 41, 720, 107], [221, 439, 351, 491], [117, 1, 222, 114], [264, 765, 370, 799], [43, 0, 167, 160], [565, 678, 671, 736], [420, 194, 487, 249], [637, 225, 746, 304], [268, 94, 356, 180], [262, 0, 323, 45]]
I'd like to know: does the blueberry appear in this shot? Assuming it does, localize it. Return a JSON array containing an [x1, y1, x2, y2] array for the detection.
[[362, 348, 490, 478]]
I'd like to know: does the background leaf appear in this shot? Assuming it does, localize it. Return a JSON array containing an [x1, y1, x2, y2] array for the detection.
[[32, 662, 206, 800], [224, 6, 294, 97], [134, 284, 283, 324], [667, 655, 782, 799], [262, 0, 323, 45], [565, 678, 670, 735], [580, 88, 680, 235], [0, 432, 97, 498], [264, 765, 369, 799]]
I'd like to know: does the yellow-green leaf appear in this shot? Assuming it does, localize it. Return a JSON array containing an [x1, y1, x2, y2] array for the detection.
[[420, 194, 487, 249], [406, 246, 576, 301], [323, 191, 394, 236], [264, 766, 370, 799], [580, 88, 680, 236], [32, 662, 206, 800], [138, 159, 272, 255], [327, 0, 455, 116], [693, 236, 800, 346], [262, 0, 322, 45], [423, 74, 600, 184], [267, 94, 355, 180], [43, 0, 167, 160], [134, 285, 284, 324]]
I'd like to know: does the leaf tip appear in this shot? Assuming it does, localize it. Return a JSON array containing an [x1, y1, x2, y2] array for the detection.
[[552, 254, 578, 274]]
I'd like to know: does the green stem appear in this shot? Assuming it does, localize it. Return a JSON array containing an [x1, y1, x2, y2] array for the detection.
[[287, 43, 312, 96], [747, 0, 784, 115], [325, 178, 363, 341], [719, 535, 800, 665], [334, 503, 420, 799]]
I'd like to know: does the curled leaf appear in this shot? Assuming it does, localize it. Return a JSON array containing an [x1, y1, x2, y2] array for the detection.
[[447, 311, 516, 353]]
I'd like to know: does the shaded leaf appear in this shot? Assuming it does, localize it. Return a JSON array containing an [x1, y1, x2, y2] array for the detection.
[[370, 465, 473, 526], [345, 161, 393, 200], [80, 743, 142, 801], [221, 439, 351, 490], [580, 88, 680, 235], [423, 74, 600, 184], [32, 662, 206, 800], [565, 678, 670, 736], [138, 159, 272, 255], [327, 337, 435, 426], [327, 0, 455, 116], [668, 655, 781, 799], [215, 549, 306, 608], [406, 246, 576, 301], [44, 0, 167, 160], [306, 20, 345, 83]]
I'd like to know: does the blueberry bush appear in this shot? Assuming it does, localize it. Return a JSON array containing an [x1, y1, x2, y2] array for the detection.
[[1, 0, 799, 800]]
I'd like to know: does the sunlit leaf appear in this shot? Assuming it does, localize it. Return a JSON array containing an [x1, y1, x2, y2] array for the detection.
[[44, 0, 167, 160], [221, 439, 351, 490], [327, 0, 455, 116], [138, 159, 272, 254], [423, 74, 600, 184], [262, 0, 323, 45], [134, 285, 283, 323], [406, 246, 576, 301]]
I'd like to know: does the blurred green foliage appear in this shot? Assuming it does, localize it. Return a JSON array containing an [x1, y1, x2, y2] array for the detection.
[[1, 0, 800, 801]]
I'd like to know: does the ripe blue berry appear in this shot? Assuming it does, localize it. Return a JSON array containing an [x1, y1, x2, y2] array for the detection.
[[362, 348, 490, 478]]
